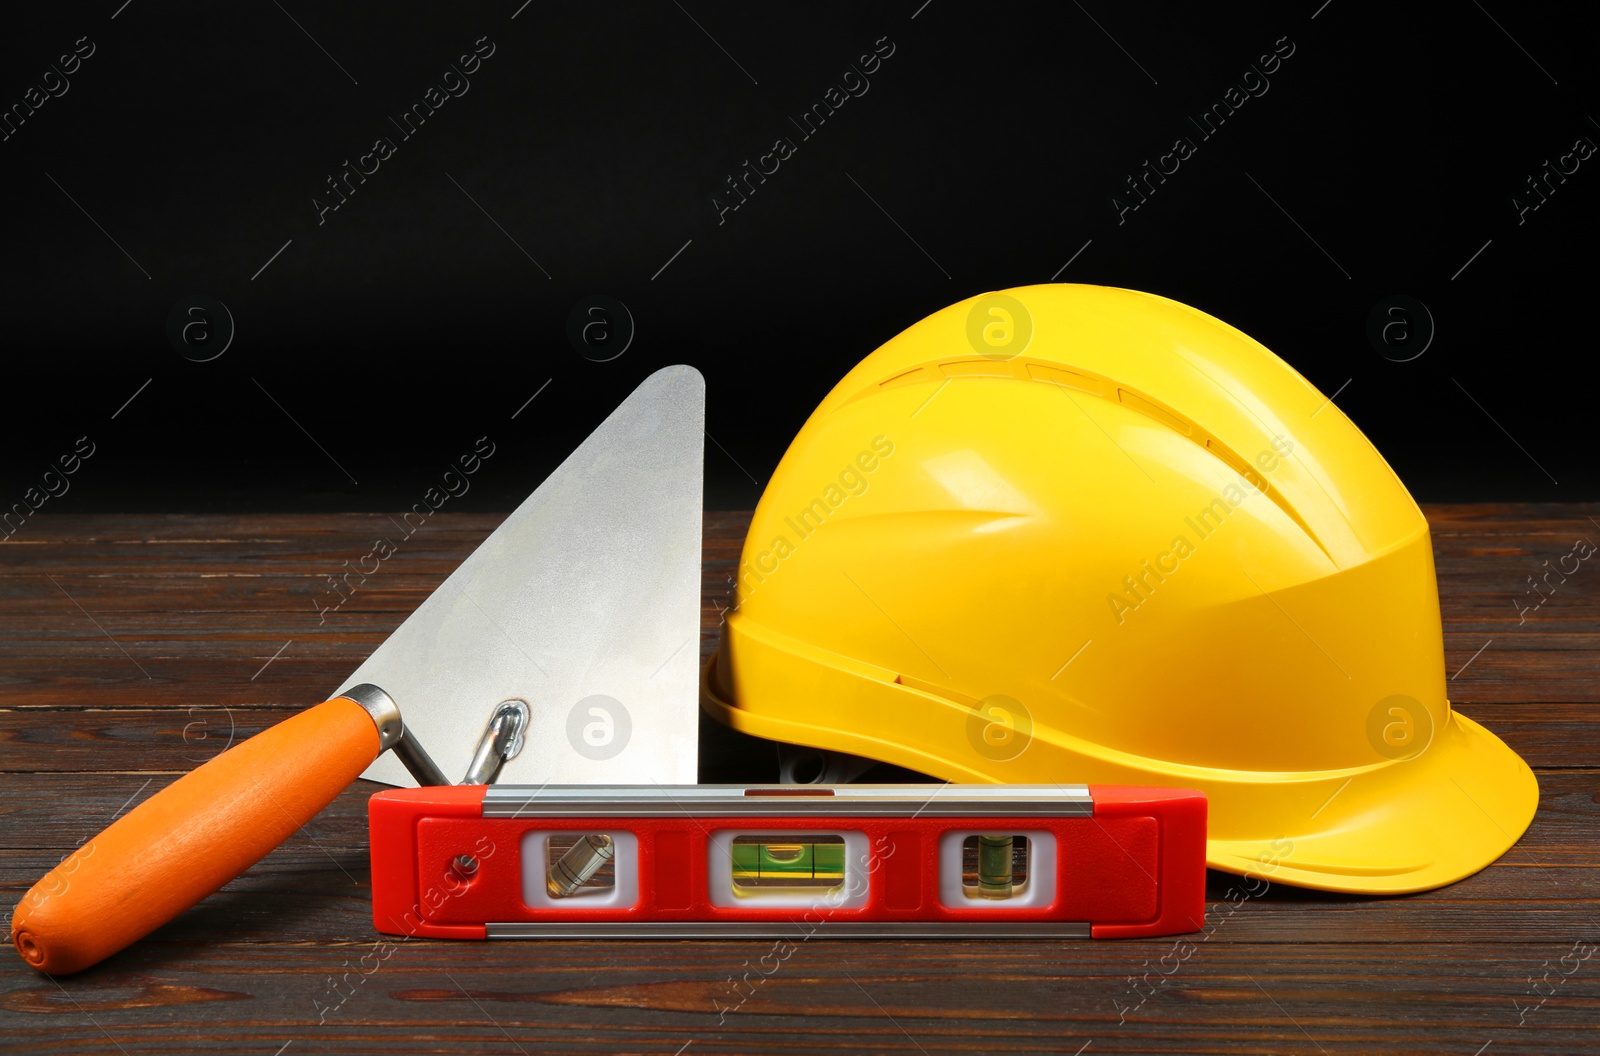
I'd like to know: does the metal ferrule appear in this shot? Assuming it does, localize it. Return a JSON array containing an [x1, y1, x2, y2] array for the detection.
[[340, 683, 450, 788], [340, 683, 404, 752]]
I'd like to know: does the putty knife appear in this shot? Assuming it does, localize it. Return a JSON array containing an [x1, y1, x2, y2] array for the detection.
[[10, 365, 706, 975]]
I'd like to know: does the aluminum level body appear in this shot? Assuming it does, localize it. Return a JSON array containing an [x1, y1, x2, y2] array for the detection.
[[369, 784, 1207, 940]]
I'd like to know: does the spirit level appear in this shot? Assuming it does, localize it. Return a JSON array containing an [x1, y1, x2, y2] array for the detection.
[[370, 784, 1206, 939]]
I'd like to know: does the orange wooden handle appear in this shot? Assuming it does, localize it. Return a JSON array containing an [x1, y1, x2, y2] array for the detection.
[[10, 696, 381, 975]]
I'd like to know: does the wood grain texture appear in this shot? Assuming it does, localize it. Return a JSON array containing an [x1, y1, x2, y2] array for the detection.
[[1, 508, 1598, 1054]]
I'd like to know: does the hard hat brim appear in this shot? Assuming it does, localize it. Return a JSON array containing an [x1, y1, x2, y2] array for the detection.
[[1205, 710, 1538, 895], [703, 637, 1539, 895]]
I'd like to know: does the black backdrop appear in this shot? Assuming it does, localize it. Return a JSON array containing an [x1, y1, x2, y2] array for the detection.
[[1, 2, 1594, 513]]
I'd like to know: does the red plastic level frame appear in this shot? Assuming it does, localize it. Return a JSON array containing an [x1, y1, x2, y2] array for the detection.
[[369, 783, 1206, 939]]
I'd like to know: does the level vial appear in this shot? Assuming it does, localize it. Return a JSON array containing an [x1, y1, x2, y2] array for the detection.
[[546, 834, 615, 898], [978, 834, 1014, 899]]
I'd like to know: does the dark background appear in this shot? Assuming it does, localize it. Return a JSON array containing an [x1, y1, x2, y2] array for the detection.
[[1, 1, 1594, 513]]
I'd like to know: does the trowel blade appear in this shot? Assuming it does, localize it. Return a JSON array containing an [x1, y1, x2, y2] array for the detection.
[[337, 365, 705, 787]]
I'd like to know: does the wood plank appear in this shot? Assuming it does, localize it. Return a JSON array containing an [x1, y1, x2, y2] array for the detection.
[[2, 700, 1595, 773], [1, 938, 1596, 1053], [0, 508, 1597, 1054]]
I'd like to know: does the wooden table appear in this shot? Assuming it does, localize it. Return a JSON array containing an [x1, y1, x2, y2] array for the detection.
[[1, 508, 1596, 1054]]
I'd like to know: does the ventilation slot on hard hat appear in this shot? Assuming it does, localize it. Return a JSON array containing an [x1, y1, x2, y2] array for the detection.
[[877, 366, 932, 391], [855, 355, 1332, 564], [894, 671, 981, 709], [1026, 363, 1102, 396], [1116, 389, 1192, 436], [940, 360, 1015, 379]]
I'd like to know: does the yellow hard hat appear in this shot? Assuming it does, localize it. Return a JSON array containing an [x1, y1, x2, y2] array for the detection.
[[703, 283, 1537, 894]]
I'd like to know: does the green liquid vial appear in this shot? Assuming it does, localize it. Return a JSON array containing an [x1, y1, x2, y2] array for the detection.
[[977, 834, 1014, 899]]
